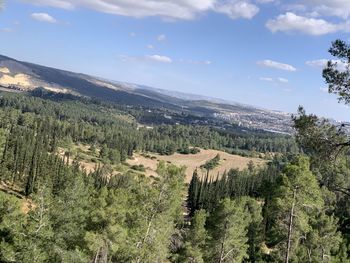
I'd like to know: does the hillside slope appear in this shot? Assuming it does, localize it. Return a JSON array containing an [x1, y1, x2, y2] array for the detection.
[[0, 54, 293, 132]]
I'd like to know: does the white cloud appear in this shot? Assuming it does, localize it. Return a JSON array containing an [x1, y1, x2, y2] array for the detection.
[[260, 77, 274, 82], [282, 1, 350, 20], [31, 13, 58, 23], [23, 0, 74, 9], [266, 12, 342, 35], [257, 59, 297, 72], [213, 1, 259, 19], [301, 0, 350, 19], [147, 44, 154, 49], [256, 0, 275, 4], [283, 4, 307, 13], [278, 77, 289, 83], [23, 0, 260, 20], [306, 59, 348, 71], [260, 77, 289, 83], [305, 59, 329, 68], [145, 55, 172, 63], [129, 32, 136, 37], [120, 55, 212, 65], [157, 34, 166, 41], [180, 59, 212, 65], [120, 54, 172, 63]]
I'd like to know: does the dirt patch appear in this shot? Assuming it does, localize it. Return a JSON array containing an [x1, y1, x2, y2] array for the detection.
[[21, 198, 34, 214], [0, 73, 34, 89], [57, 146, 98, 174], [127, 149, 266, 183], [0, 67, 10, 74]]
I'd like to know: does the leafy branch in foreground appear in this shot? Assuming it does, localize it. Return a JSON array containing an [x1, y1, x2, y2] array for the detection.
[[292, 106, 349, 162], [323, 39, 350, 104]]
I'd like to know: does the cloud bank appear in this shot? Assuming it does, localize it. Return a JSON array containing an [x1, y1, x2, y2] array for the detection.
[[23, 0, 260, 20]]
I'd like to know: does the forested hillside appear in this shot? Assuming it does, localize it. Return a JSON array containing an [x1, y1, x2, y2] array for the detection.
[[1, 39, 350, 263], [0, 87, 296, 262], [181, 39, 350, 262]]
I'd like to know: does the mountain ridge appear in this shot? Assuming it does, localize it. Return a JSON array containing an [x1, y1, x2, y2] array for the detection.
[[0, 54, 294, 133]]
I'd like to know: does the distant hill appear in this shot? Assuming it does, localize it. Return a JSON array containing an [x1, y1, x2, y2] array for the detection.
[[0, 54, 293, 133]]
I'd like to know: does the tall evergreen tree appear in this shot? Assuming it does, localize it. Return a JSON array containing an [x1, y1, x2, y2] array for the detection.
[[206, 198, 251, 263], [181, 209, 208, 263], [267, 156, 339, 263]]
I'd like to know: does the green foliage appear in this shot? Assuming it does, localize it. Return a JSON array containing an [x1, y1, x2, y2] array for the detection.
[[188, 157, 282, 214], [206, 198, 251, 263], [293, 106, 348, 164], [0, 67, 349, 263], [292, 106, 350, 249], [0, 192, 25, 262], [180, 209, 208, 263], [177, 147, 201, 155], [130, 164, 146, 172], [299, 212, 341, 263], [241, 197, 264, 263], [0, 160, 185, 262], [0, 90, 297, 162], [267, 156, 340, 262], [201, 154, 220, 171], [129, 162, 185, 262], [18, 187, 54, 263], [323, 39, 350, 104]]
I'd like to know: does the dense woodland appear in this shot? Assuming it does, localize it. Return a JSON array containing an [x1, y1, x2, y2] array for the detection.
[[1, 39, 350, 262]]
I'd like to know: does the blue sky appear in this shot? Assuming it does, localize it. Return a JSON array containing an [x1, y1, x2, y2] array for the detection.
[[1, 0, 350, 121]]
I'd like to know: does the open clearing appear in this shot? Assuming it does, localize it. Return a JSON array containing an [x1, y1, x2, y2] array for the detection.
[[58, 144, 266, 182], [127, 149, 266, 182], [0, 73, 33, 88]]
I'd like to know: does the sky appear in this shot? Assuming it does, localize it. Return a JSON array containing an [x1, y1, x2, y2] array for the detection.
[[0, 0, 350, 121]]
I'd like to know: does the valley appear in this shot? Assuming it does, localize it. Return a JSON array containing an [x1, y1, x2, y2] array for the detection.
[[0, 55, 294, 133], [0, 50, 349, 262], [2, 1, 350, 262]]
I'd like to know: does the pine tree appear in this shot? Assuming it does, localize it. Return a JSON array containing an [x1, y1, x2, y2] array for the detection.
[[49, 171, 91, 260], [17, 186, 54, 263], [240, 197, 264, 263], [299, 212, 341, 262], [84, 187, 128, 263], [206, 198, 251, 263], [188, 170, 200, 213], [131, 162, 185, 263], [268, 156, 325, 263], [181, 209, 208, 263], [0, 192, 25, 262]]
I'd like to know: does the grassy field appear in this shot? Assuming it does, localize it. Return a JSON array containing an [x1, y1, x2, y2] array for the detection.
[[57, 144, 266, 183], [127, 149, 266, 182]]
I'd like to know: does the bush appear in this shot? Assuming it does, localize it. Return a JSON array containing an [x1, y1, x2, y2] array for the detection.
[[130, 164, 146, 172]]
